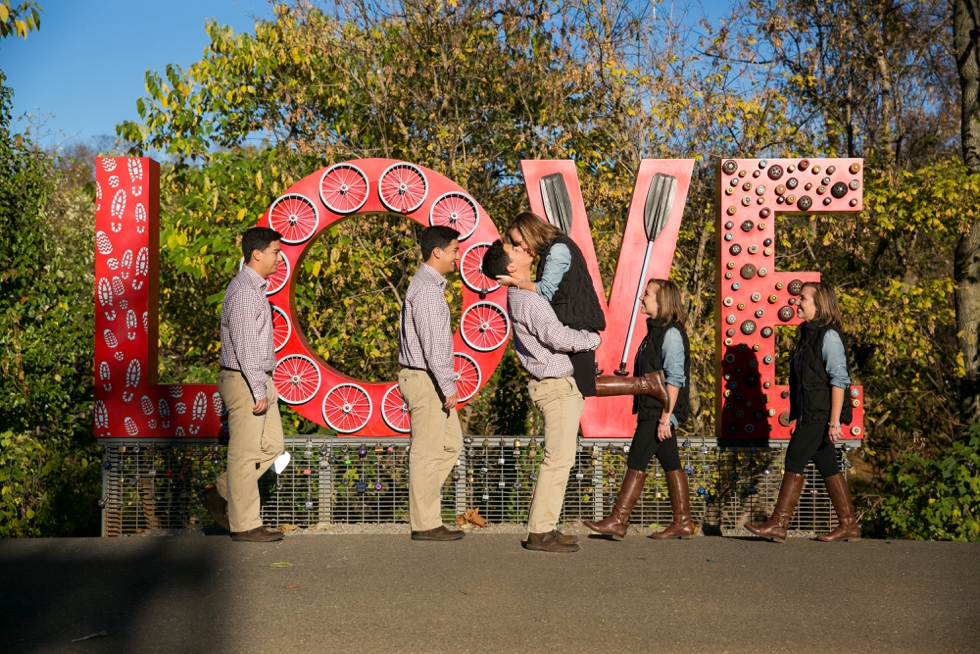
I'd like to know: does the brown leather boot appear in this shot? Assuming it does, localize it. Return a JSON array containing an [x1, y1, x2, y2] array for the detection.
[[817, 474, 861, 542], [649, 469, 696, 539], [583, 469, 647, 540], [595, 371, 668, 405], [744, 472, 804, 543]]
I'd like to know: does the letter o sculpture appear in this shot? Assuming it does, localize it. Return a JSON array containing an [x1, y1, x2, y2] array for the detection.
[[257, 159, 508, 437]]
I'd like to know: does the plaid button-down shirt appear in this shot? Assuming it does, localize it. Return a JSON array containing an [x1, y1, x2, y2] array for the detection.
[[398, 263, 456, 398], [219, 265, 276, 400], [507, 287, 601, 381]]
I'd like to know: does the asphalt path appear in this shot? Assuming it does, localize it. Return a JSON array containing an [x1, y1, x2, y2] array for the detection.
[[1, 532, 977, 653]]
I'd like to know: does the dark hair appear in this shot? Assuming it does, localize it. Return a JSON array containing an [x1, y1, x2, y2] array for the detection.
[[481, 240, 511, 280], [420, 225, 460, 261], [801, 281, 843, 327], [647, 278, 687, 328], [505, 211, 565, 256], [242, 227, 283, 263]]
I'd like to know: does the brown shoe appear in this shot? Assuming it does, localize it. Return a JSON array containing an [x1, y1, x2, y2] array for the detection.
[[231, 526, 283, 542], [583, 469, 647, 540], [556, 530, 579, 545], [199, 485, 230, 532], [523, 530, 580, 553], [649, 469, 697, 539], [744, 472, 804, 543], [816, 474, 861, 542], [411, 525, 465, 541]]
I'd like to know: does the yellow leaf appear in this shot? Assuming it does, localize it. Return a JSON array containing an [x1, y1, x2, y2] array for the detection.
[[26, 509, 35, 519], [312, 261, 322, 277], [0, 5, 9, 22]]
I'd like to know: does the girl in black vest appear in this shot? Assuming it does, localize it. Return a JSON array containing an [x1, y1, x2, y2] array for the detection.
[[584, 279, 696, 540], [745, 281, 860, 542], [496, 212, 607, 397]]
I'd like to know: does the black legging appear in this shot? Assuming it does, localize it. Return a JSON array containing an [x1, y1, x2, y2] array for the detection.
[[626, 419, 682, 473], [784, 422, 840, 477]]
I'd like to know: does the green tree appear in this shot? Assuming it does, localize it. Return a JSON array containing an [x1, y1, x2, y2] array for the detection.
[[0, 0, 42, 40], [0, 72, 100, 536]]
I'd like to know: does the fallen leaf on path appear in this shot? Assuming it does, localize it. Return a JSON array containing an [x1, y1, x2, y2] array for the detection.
[[285, 585, 300, 589], [269, 562, 294, 568], [71, 631, 108, 643], [280, 524, 297, 532]]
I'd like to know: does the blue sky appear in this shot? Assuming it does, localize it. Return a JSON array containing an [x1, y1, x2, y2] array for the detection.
[[0, 0, 275, 148], [0, 1, 732, 150]]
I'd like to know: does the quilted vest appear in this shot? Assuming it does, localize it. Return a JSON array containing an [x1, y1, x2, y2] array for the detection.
[[789, 321, 854, 426], [632, 318, 691, 423], [536, 236, 606, 332]]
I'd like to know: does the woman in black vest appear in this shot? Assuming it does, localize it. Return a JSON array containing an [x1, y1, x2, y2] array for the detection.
[[584, 279, 696, 540], [497, 212, 606, 396], [745, 281, 860, 542]]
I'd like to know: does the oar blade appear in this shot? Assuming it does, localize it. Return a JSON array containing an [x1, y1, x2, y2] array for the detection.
[[643, 173, 677, 242], [539, 173, 574, 235]]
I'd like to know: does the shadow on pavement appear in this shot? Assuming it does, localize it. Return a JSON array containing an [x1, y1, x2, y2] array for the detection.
[[0, 537, 224, 653]]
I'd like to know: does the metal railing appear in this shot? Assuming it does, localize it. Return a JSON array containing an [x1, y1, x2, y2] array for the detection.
[[100, 437, 850, 536]]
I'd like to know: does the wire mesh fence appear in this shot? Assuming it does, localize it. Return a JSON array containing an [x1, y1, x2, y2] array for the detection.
[[99, 437, 852, 536]]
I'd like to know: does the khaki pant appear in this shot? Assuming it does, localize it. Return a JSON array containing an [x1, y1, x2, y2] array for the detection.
[[526, 376, 583, 534], [399, 369, 463, 531], [214, 371, 284, 532]]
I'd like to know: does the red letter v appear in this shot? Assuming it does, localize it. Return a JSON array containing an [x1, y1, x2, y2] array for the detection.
[[521, 159, 694, 439]]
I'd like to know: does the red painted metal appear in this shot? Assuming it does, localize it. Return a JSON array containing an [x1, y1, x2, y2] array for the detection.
[[715, 158, 864, 440], [95, 158, 506, 439], [94, 158, 225, 439], [520, 159, 695, 440], [93, 155, 865, 443]]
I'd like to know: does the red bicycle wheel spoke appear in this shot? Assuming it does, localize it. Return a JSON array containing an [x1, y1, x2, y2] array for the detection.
[[381, 384, 411, 433], [271, 305, 291, 352], [453, 353, 482, 402], [269, 193, 319, 244], [274, 355, 321, 405], [319, 164, 369, 214], [460, 242, 500, 293], [322, 383, 373, 433], [264, 252, 290, 296], [379, 163, 428, 214], [461, 302, 510, 352], [429, 192, 479, 240]]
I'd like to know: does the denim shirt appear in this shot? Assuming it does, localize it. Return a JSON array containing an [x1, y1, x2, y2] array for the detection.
[[822, 330, 851, 389], [535, 243, 571, 301], [662, 327, 686, 426]]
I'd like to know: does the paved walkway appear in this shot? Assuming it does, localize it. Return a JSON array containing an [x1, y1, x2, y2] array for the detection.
[[1, 532, 977, 653]]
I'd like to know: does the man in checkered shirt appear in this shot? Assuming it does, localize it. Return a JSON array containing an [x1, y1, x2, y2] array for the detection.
[[482, 239, 599, 552], [200, 227, 287, 543], [399, 226, 465, 541]]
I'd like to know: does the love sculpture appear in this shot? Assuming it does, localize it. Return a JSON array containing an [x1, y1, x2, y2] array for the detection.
[[93, 156, 863, 441]]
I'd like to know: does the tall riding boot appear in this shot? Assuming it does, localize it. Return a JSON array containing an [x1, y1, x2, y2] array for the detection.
[[594, 371, 668, 405], [816, 474, 861, 541], [744, 472, 804, 543], [583, 469, 647, 541], [649, 469, 696, 539]]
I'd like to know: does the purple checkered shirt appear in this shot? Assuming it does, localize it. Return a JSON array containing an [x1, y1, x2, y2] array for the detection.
[[219, 265, 276, 400], [398, 263, 456, 397], [507, 287, 600, 381]]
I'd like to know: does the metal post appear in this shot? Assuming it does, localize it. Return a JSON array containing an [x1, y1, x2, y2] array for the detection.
[[592, 443, 604, 522], [318, 440, 332, 525]]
